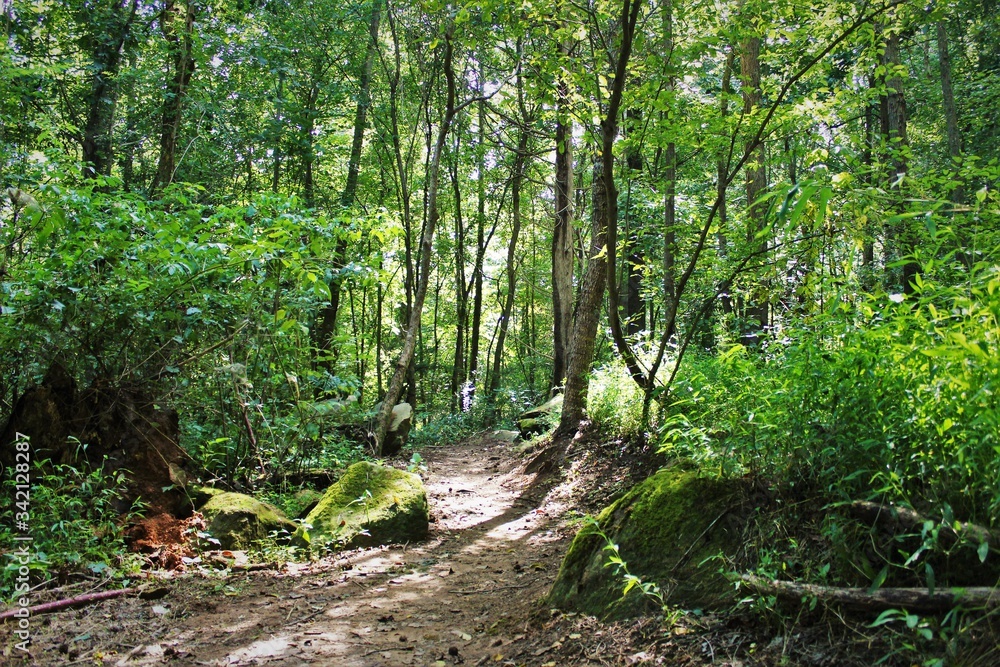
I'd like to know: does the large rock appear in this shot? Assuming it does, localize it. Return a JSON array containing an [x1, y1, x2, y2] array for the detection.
[[200, 492, 297, 550], [382, 402, 412, 456], [548, 466, 742, 619], [517, 394, 562, 438], [295, 461, 428, 550]]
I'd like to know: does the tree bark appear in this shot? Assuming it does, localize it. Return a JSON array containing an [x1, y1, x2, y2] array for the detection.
[[152, 0, 197, 194], [488, 131, 529, 400], [741, 575, 1000, 613], [602, 0, 648, 392], [560, 0, 644, 433], [467, 97, 487, 401], [717, 48, 736, 317], [879, 29, 915, 293], [558, 158, 609, 433], [81, 0, 140, 180], [624, 108, 645, 336], [741, 34, 769, 341], [936, 21, 963, 204], [551, 57, 575, 392], [449, 139, 467, 413]]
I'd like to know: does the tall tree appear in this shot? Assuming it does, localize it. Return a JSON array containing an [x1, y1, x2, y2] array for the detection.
[[879, 26, 914, 292], [560, 0, 643, 433], [551, 35, 575, 392], [936, 21, 963, 203], [375, 29, 474, 453], [740, 25, 768, 340], [152, 0, 197, 193], [80, 0, 141, 179], [313, 0, 382, 368], [488, 129, 529, 401]]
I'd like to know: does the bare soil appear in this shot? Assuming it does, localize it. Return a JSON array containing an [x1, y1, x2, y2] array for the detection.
[[6, 432, 997, 666]]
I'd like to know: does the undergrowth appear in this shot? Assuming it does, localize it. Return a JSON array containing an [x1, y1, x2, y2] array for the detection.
[[0, 454, 143, 602]]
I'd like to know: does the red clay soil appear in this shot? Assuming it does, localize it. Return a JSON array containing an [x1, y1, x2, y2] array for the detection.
[[126, 513, 203, 571]]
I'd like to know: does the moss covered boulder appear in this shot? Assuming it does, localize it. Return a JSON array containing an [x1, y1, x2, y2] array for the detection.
[[200, 492, 297, 550], [295, 461, 428, 550], [188, 484, 227, 510], [517, 394, 562, 438], [548, 466, 742, 619]]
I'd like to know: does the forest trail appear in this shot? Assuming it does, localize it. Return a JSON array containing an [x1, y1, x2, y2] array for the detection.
[[27, 435, 587, 666]]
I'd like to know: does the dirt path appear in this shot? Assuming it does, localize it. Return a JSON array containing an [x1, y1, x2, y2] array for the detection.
[[20, 434, 583, 666]]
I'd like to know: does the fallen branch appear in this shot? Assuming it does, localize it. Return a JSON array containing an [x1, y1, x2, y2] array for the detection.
[[848, 501, 998, 548], [741, 574, 1000, 613], [0, 586, 170, 621]]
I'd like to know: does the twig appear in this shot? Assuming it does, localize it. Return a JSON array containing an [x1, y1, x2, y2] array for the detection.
[[284, 606, 328, 627], [449, 582, 533, 595], [361, 646, 415, 657]]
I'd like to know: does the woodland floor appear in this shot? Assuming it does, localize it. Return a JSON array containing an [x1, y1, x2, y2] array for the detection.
[[5, 432, 989, 666]]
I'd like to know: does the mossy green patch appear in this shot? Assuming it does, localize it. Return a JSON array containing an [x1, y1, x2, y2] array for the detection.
[[295, 461, 428, 550], [548, 466, 741, 619], [200, 492, 297, 550], [187, 484, 226, 509], [291, 488, 324, 518]]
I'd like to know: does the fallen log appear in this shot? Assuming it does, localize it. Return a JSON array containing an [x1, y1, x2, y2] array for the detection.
[[848, 501, 998, 548], [0, 586, 169, 621], [741, 574, 1000, 613]]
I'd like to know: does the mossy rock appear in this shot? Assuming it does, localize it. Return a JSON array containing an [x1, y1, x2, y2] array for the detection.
[[548, 466, 742, 619], [517, 394, 562, 438], [292, 488, 324, 518], [294, 461, 428, 550], [200, 492, 297, 550], [187, 484, 227, 510]]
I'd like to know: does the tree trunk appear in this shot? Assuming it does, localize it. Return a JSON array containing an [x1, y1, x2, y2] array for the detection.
[[601, 0, 648, 391], [741, 575, 1000, 614], [313, 0, 382, 367], [551, 59, 575, 392], [449, 140, 467, 413], [624, 108, 645, 336], [937, 21, 963, 204], [488, 132, 528, 400], [152, 0, 197, 194], [81, 0, 140, 180], [374, 32, 457, 453], [558, 157, 609, 434], [717, 48, 736, 317], [663, 141, 677, 337], [741, 35, 768, 342], [880, 30, 914, 293], [467, 98, 487, 401]]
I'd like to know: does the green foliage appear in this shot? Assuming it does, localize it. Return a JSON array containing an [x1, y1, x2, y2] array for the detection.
[[587, 361, 644, 436], [0, 457, 143, 602], [407, 408, 485, 450], [654, 246, 1000, 521], [1, 171, 379, 486]]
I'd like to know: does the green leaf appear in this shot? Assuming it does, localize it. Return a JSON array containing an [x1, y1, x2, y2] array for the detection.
[[868, 565, 889, 594]]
